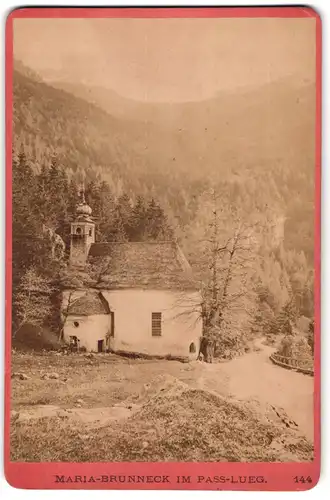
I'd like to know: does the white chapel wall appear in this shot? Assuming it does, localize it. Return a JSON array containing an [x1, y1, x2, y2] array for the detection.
[[102, 289, 202, 358]]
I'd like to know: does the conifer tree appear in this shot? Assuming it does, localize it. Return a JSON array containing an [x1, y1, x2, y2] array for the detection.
[[130, 195, 147, 240], [106, 206, 128, 242], [12, 153, 41, 283], [96, 181, 116, 242], [116, 193, 133, 238], [46, 156, 70, 232], [35, 163, 50, 222], [145, 198, 173, 240]]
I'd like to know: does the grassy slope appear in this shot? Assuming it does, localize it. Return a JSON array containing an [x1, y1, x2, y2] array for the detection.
[[10, 353, 313, 463]]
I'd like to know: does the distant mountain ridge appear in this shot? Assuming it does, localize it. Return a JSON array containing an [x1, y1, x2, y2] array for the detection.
[[14, 59, 43, 83], [50, 74, 314, 128], [48, 73, 315, 185]]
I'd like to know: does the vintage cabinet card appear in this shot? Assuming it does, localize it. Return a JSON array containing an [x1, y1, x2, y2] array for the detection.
[[4, 6, 321, 491]]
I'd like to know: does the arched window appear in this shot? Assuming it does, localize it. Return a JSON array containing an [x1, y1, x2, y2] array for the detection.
[[89, 228, 92, 236], [76, 227, 82, 235], [74, 321, 79, 328], [189, 342, 196, 354]]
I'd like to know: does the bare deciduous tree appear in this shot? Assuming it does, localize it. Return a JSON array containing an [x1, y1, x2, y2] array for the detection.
[[87, 256, 113, 286], [13, 267, 54, 337], [57, 270, 85, 340], [198, 190, 258, 331], [176, 189, 263, 360]]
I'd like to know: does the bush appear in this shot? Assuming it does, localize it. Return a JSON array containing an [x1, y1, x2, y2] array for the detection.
[[212, 330, 249, 360], [12, 324, 62, 352], [277, 334, 313, 369]]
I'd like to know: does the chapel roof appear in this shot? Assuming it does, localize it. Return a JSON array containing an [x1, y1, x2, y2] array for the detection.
[[87, 241, 198, 291], [68, 292, 110, 316]]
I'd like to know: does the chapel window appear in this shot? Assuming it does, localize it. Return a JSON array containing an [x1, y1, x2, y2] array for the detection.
[[151, 312, 162, 337]]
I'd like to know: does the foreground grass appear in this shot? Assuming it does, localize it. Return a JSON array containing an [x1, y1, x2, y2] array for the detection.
[[10, 387, 313, 463], [10, 352, 313, 463], [11, 352, 200, 409]]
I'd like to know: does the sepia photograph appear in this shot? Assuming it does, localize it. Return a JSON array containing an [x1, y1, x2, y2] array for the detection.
[[8, 11, 317, 468]]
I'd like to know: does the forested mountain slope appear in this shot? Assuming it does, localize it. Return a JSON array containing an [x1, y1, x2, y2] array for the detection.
[[52, 75, 315, 184], [13, 65, 315, 260]]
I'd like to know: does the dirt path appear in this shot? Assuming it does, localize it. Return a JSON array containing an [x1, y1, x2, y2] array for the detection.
[[208, 338, 314, 440]]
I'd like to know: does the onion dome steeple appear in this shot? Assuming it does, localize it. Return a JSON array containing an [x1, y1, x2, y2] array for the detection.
[[70, 182, 95, 266], [76, 183, 93, 221]]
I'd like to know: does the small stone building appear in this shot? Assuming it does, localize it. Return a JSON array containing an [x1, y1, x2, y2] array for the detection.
[[63, 291, 112, 352], [62, 190, 202, 359]]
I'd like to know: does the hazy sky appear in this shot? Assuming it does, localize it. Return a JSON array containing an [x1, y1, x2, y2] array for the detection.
[[13, 18, 316, 102]]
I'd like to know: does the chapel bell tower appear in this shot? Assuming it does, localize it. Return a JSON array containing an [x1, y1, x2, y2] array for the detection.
[[70, 185, 95, 266]]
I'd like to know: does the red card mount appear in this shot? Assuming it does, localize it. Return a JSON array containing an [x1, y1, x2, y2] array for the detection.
[[5, 6, 321, 491]]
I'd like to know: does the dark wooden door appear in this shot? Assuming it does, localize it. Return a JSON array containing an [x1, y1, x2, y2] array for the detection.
[[98, 339, 104, 352]]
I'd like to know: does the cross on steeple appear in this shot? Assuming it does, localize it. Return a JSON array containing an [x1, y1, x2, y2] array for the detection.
[[80, 182, 86, 204]]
